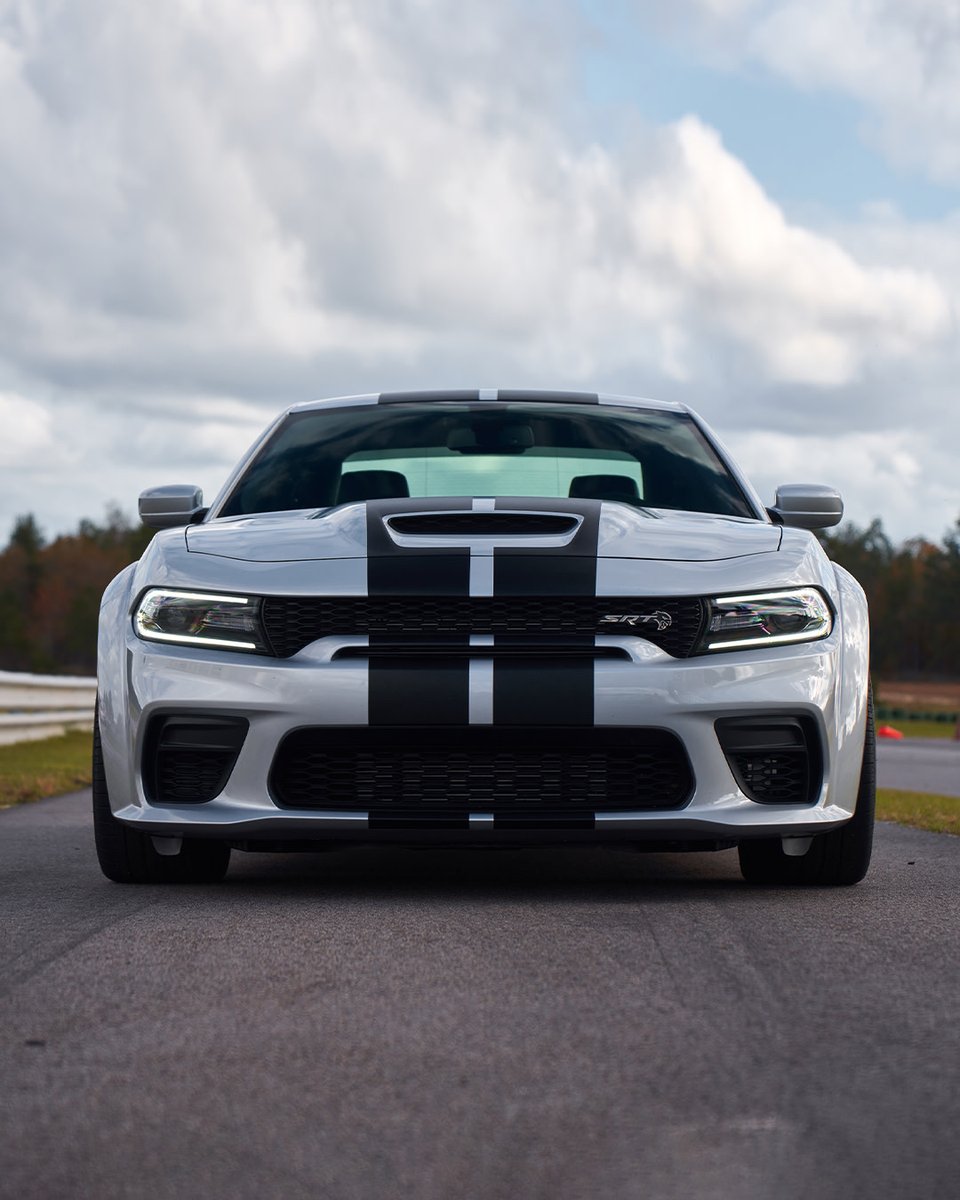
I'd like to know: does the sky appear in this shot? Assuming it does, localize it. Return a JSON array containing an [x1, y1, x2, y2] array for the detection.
[[1, 0, 959, 546]]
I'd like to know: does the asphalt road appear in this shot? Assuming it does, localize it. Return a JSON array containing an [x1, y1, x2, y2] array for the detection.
[[877, 736, 960, 797], [2, 792, 959, 1200]]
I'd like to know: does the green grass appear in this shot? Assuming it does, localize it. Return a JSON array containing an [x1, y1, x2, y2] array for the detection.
[[0, 730, 93, 809], [878, 717, 957, 739], [877, 788, 959, 836]]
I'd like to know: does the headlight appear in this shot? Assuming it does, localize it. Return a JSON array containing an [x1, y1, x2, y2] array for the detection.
[[702, 588, 832, 652], [134, 589, 266, 652]]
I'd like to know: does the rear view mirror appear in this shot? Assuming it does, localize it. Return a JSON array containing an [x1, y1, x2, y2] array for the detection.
[[768, 484, 843, 530], [139, 485, 206, 529], [447, 423, 535, 454]]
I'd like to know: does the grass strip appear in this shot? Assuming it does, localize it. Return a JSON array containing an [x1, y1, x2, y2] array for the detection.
[[878, 718, 957, 740], [0, 730, 93, 809], [877, 788, 959, 836]]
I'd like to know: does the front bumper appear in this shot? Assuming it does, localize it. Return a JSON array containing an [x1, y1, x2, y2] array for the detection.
[[99, 633, 866, 845]]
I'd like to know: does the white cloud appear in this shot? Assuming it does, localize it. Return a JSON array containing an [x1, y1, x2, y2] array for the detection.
[[729, 425, 960, 543], [648, 0, 960, 185], [625, 117, 948, 386], [0, 0, 957, 543], [0, 3, 945, 390], [0, 392, 54, 468]]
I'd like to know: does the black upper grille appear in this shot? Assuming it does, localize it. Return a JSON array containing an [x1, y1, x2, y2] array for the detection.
[[261, 596, 706, 658], [270, 726, 693, 821]]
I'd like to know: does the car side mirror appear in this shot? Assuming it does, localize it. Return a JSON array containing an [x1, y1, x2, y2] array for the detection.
[[767, 484, 843, 530], [139, 485, 206, 529]]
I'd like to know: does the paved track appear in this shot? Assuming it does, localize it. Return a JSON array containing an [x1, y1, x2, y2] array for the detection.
[[2, 791, 959, 1200], [877, 737, 960, 797]]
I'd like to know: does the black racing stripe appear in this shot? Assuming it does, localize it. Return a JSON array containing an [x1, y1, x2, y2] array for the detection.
[[492, 638, 595, 727], [492, 498, 601, 596], [367, 551, 471, 597], [365, 497, 472, 595], [378, 390, 481, 404], [494, 390, 599, 405], [368, 656, 471, 725], [491, 498, 601, 726], [366, 498, 471, 725]]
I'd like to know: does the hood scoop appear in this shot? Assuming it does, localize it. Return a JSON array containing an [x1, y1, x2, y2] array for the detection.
[[386, 512, 580, 538]]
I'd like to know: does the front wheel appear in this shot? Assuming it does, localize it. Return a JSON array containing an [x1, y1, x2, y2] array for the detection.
[[93, 714, 231, 884], [738, 687, 876, 886]]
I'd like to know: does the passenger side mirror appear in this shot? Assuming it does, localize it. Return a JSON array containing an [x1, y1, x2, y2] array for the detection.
[[139, 485, 206, 529], [768, 484, 843, 530]]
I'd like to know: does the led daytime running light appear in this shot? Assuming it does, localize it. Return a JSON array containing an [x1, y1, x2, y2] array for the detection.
[[713, 588, 823, 606], [137, 628, 259, 651]]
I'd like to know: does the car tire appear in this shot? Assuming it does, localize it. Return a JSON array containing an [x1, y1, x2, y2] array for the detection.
[[738, 685, 876, 886], [92, 712, 231, 884]]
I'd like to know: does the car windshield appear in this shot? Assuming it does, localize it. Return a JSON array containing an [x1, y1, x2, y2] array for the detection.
[[218, 402, 755, 519]]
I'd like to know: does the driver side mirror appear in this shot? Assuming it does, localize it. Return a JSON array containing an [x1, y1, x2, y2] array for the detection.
[[768, 484, 843, 530], [139, 485, 206, 529]]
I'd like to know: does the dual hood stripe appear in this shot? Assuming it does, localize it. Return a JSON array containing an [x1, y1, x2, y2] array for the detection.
[[364, 497, 601, 728]]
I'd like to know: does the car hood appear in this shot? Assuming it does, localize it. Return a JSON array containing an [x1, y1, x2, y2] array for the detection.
[[186, 498, 782, 563]]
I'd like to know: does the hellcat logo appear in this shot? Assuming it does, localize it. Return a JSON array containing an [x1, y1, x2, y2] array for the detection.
[[600, 611, 673, 631]]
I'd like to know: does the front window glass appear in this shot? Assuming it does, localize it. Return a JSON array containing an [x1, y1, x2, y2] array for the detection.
[[218, 402, 754, 519]]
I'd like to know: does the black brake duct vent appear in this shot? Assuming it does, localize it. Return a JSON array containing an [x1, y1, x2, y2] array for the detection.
[[145, 715, 248, 805], [715, 717, 821, 806]]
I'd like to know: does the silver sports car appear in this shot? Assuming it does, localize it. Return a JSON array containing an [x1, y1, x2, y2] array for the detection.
[[95, 390, 873, 885]]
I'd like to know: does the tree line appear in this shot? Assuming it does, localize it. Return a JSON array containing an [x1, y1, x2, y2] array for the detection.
[[820, 518, 960, 680], [0, 509, 152, 675], [0, 508, 957, 678]]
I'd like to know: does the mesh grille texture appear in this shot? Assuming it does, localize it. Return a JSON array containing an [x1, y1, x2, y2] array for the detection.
[[261, 595, 706, 658], [270, 727, 693, 820]]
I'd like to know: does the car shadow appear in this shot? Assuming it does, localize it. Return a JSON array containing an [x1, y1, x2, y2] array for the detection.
[[215, 843, 749, 904]]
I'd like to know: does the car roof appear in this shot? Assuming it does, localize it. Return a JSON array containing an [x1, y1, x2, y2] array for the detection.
[[286, 390, 689, 416]]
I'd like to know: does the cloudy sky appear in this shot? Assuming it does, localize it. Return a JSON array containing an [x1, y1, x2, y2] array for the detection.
[[2, 0, 959, 544]]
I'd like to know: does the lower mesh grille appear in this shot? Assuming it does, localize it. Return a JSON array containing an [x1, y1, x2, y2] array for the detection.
[[146, 716, 248, 805], [157, 750, 235, 803], [715, 717, 820, 805], [270, 727, 693, 821]]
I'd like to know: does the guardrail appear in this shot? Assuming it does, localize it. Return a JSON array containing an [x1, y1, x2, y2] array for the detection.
[[0, 671, 97, 746]]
